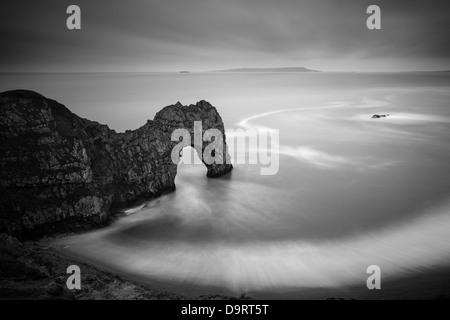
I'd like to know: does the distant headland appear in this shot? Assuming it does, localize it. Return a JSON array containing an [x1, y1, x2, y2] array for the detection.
[[211, 67, 320, 73]]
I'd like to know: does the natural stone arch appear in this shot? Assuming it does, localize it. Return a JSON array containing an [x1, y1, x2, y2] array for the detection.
[[0, 90, 232, 239], [153, 100, 232, 176]]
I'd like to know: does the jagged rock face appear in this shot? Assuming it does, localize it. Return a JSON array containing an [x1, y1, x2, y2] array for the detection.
[[0, 90, 232, 239]]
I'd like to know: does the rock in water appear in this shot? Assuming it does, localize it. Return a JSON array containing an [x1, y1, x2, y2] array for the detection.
[[0, 90, 232, 239], [372, 114, 390, 119]]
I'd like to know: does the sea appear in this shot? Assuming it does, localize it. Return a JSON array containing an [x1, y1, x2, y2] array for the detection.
[[2, 72, 450, 299]]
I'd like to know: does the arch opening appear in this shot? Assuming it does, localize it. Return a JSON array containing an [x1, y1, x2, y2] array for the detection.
[[174, 146, 208, 187]]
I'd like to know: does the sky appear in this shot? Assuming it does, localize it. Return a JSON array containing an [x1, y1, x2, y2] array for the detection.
[[0, 0, 449, 72]]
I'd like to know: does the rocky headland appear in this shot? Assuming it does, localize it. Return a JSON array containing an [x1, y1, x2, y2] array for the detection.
[[0, 90, 232, 240]]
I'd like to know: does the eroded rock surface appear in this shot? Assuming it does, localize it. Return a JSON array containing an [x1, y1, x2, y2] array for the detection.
[[0, 90, 232, 239]]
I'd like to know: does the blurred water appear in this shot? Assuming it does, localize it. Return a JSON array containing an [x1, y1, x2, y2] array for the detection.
[[2, 72, 450, 295]]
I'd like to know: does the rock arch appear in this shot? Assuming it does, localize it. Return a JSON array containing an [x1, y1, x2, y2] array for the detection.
[[0, 90, 232, 239]]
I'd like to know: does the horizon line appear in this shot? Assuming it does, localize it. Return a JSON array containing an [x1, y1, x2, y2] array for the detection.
[[1, 69, 449, 74]]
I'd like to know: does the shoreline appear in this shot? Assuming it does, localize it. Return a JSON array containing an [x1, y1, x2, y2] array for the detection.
[[0, 233, 248, 300], [45, 230, 450, 301], [2, 231, 450, 300]]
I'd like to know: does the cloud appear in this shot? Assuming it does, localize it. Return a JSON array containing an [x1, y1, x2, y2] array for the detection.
[[0, 0, 449, 71]]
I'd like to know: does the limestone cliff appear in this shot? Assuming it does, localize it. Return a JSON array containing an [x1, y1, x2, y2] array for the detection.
[[0, 90, 232, 239]]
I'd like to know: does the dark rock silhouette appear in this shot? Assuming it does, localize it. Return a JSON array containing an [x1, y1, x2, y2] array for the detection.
[[372, 114, 390, 119], [0, 90, 232, 239]]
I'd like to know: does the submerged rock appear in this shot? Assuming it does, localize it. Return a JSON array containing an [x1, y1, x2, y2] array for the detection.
[[0, 90, 232, 239]]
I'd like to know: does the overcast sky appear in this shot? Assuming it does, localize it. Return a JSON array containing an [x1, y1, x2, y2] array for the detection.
[[1, 0, 449, 72]]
